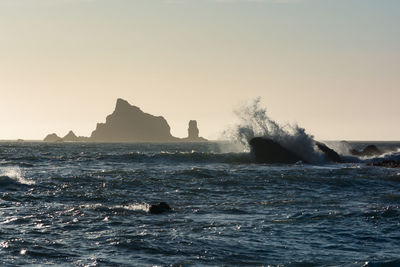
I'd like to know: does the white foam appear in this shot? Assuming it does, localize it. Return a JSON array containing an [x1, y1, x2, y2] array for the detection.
[[114, 203, 150, 212], [0, 167, 35, 185]]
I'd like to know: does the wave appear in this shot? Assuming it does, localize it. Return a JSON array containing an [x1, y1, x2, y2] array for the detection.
[[96, 151, 252, 164], [81, 203, 150, 213], [0, 167, 35, 187], [222, 98, 400, 166], [224, 98, 325, 163]]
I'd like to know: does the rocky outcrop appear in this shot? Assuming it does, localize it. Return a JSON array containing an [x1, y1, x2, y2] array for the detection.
[[182, 120, 207, 142], [368, 160, 400, 168], [90, 99, 179, 142], [43, 133, 63, 142], [249, 137, 304, 164], [249, 137, 344, 164], [316, 142, 343, 163], [149, 202, 171, 214], [63, 131, 79, 142], [350, 145, 382, 157], [43, 99, 207, 143], [188, 120, 199, 139]]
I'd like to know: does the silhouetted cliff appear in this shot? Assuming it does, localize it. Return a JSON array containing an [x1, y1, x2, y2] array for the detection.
[[43, 98, 207, 142], [90, 99, 179, 142]]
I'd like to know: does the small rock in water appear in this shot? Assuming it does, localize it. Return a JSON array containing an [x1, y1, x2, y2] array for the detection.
[[149, 202, 171, 214], [368, 160, 400, 168]]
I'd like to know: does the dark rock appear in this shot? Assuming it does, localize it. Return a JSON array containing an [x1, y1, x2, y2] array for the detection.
[[90, 99, 180, 142], [368, 160, 400, 168], [249, 137, 304, 164], [315, 142, 343, 163], [149, 202, 171, 214], [43, 133, 63, 142], [350, 145, 382, 157]]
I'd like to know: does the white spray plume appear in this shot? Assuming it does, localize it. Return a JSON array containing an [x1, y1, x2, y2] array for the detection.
[[224, 97, 323, 163]]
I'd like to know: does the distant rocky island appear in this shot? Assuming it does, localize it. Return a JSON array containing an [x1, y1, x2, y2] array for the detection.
[[43, 98, 207, 143]]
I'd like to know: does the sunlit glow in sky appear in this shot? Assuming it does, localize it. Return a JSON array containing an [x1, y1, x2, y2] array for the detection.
[[0, 0, 399, 140]]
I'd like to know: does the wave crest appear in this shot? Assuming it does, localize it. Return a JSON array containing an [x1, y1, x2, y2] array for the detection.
[[0, 167, 35, 186]]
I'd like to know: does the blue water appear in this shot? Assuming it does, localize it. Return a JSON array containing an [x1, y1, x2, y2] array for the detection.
[[1, 141, 400, 266]]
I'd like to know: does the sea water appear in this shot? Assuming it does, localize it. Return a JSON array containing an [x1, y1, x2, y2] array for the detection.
[[1, 141, 400, 266]]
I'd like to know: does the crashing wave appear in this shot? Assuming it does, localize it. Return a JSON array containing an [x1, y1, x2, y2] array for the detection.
[[0, 167, 35, 187], [224, 97, 324, 163]]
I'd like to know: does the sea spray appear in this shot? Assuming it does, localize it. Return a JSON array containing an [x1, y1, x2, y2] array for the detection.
[[224, 97, 324, 163], [0, 166, 35, 185]]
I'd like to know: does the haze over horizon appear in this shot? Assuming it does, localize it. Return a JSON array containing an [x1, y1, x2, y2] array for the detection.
[[1, 0, 399, 141]]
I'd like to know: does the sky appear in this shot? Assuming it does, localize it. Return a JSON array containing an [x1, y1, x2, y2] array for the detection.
[[0, 0, 399, 140]]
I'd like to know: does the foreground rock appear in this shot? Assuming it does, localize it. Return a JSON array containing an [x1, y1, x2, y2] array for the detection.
[[249, 137, 344, 164], [149, 202, 171, 214], [249, 137, 304, 164], [315, 142, 343, 163], [90, 99, 180, 142], [368, 160, 400, 168], [350, 145, 382, 157]]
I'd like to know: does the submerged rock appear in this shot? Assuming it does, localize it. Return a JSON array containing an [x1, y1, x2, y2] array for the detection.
[[249, 137, 304, 164], [149, 202, 171, 214], [368, 160, 400, 168], [350, 145, 382, 157]]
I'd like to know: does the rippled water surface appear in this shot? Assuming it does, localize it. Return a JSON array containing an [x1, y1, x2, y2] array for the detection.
[[1, 142, 400, 266]]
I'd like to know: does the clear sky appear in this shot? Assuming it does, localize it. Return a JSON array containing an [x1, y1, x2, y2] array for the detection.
[[1, 0, 399, 140]]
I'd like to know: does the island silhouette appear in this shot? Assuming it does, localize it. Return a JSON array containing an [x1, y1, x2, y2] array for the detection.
[[44, 98, 207, 143]]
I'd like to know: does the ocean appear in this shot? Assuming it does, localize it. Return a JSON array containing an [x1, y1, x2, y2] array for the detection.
[[1, 141, 400, 266]]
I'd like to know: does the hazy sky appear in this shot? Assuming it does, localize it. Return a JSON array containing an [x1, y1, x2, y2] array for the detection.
[[1, 0, 399, 140]]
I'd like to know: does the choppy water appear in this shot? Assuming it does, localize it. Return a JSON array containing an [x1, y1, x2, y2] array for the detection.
[[1, 141, 400, 266]]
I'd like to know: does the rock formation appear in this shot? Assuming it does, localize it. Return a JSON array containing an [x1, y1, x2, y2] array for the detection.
[[188, 120, 199, 139], [368, 160, 400, 168], [315, 142, 343, 163], [90, 98, 179, 142], [249, 137, 304, 164], [149, 202, 171, 214], [182, 120, 207, 142], [63, 131, 79, 142], [43, 98, 207, 143], [249, 137, 344, 164], [43, 133, 63, 142], [350, 145, 382, 157]]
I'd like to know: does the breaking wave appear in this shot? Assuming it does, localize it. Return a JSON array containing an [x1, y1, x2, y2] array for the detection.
[[0, 167, 35, 187], [224, 97, 324, 163]]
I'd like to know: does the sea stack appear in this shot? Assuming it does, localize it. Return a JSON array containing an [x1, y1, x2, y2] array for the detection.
[[188, 120, 199, 139], [43, 133, 63, 142], [183, 120, 207, 142], [63, 131, 79, 142], [90, 98, 179, 142]]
